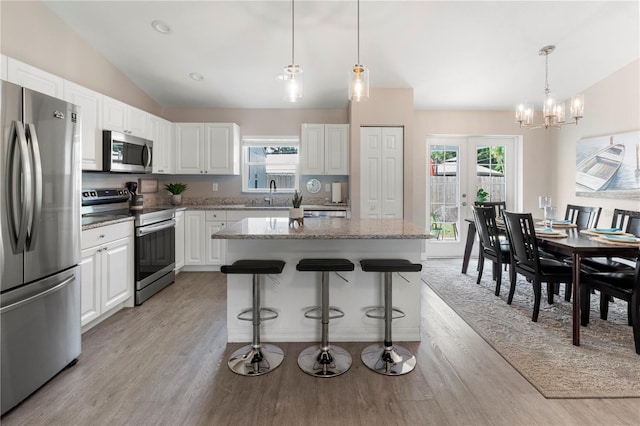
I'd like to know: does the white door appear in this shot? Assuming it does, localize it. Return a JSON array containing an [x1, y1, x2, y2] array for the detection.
[[426, 135, 518, 257], [360, 127, 403, 218], [101, 238, 132, 311]]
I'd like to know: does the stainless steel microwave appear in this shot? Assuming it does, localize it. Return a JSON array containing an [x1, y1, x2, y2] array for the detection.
[[103, 130, 153, 173]]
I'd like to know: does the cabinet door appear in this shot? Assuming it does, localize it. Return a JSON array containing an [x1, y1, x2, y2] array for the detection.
[[158, 119, 174, 174], [204, 123, 239, 175], [102, 96, 127, 133], [206, 221, 225, 265], [324, 124, 349, 175], [184, 211, 206, 265], [175, 123, 205, 174], [175, 211, 185, 270], [127, 106, 147, 138], [64, 81, 103, 171], [79, 247, 101, 326], [7, 58, 63, 98], [300, 124, 325, 174], [101, 237, 133, 312]]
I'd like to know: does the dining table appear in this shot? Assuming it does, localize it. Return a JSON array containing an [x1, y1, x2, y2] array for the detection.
[[461, 217, 639, 346]]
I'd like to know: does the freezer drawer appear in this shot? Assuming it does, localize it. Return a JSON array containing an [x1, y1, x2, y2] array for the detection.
[[0, 266, 81, 415]]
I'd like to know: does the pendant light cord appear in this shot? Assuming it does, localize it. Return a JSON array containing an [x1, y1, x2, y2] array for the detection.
[[291, 0, 295, 64], [544, 51, 550, 94], [357, 0, 360, 64]]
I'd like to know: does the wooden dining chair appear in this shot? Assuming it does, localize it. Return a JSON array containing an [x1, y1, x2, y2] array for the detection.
[[473, 206, 513, 296], [502, 211, 573, 322], [564, 204, 602, 230], [474, 201, 506, 219], [582, 209, 640, 272], [580, 254, 640, 355]]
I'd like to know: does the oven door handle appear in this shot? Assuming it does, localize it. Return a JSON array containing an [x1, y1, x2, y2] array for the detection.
[[136, 219, 176, 237]]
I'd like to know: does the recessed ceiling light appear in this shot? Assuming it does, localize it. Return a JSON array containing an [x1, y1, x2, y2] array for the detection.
[[151, 20, 171, 34], [189, 73, 204, 81]]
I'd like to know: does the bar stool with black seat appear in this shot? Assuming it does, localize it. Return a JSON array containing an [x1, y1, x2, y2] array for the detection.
[[360, 259, 422, 376], [221, 259, 286, 376], [296, 258, 355, 377]]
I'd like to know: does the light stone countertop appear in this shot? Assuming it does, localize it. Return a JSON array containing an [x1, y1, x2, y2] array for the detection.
[[212, 217, 431, 239], [172, 204, 348, 211]]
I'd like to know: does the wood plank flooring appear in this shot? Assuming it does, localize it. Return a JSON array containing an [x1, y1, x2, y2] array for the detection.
[[2, 269, 639, 425]]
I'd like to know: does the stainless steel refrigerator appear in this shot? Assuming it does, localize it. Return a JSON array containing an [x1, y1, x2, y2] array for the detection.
[[1, 80, 81, 415]]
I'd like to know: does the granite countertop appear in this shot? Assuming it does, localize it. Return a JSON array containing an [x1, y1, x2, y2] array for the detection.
[[212, 217, 431, 240], [172, 204, 349, 211], [82, 215, 134, 230]]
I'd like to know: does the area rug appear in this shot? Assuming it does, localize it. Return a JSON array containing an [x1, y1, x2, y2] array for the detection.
[[422, 258, 640, 399]]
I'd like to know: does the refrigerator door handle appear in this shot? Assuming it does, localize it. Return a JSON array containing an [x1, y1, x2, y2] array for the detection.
[[0, 275, 75, 314], [25, 123, 43, 250], [5, 121, 32, 253]]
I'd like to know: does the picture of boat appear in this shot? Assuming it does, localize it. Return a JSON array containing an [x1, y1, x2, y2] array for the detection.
[[576, 143, 625, 191]]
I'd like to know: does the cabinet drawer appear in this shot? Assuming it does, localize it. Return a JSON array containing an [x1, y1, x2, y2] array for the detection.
[[82, 221, 133, 249], [206, 210, 227, 221]]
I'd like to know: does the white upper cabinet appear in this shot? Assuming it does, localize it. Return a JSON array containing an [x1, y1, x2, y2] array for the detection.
[[103, 95, 148, 138], [148, 114, 174, 174], [63, 80, 103, 171], [175, 123, 240, 175], [301, 123, 349, 175], [7, 57, 63, 98]]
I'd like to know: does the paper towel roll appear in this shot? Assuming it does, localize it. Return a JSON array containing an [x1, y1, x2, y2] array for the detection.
[[331, 182, 342, 203]]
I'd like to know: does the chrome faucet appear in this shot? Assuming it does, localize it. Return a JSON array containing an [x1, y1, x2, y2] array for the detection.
[[264, 179, 276, 205]]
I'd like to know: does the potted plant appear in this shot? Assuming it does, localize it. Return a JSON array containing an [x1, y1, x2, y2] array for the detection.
[[165, 182, 187, 205], [289, 190, 304, 222], [476, 188, 488, 203]]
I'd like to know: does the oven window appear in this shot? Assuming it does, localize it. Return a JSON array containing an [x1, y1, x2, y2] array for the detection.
[[135, 225, 175, 284]]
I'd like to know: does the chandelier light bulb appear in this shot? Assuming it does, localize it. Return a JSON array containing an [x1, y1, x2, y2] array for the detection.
[[283, 65, 303, 102]]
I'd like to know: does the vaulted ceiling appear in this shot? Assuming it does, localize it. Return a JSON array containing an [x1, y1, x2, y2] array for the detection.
[[43, 1, 639, 110]]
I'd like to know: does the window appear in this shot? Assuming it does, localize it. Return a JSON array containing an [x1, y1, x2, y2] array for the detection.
[[242, 136, 299, 193]]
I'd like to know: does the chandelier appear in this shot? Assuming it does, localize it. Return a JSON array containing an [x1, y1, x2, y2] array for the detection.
[[283, 0, 303, 102], [516, 45, 584, 129], [348, 0, 369, 101]]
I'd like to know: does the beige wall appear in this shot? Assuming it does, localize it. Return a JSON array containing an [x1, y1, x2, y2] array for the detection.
[[0, 0, 162, 115], [552, 59, 640, 227]]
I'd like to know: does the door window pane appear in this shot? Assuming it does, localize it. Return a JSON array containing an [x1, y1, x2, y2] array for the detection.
[[429, 145, 460, 241], [476, 145, 505, 202]]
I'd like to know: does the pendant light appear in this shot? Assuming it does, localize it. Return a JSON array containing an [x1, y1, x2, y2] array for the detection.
[[348, 0, 369, 101], [515, 45, 584, 129], [283, 0, 303, 102]]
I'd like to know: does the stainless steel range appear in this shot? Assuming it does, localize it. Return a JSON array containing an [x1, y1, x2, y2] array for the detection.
[[82, 188, 175, 305]]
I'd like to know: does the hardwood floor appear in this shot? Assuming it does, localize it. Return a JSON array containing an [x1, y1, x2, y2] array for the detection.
[[2, 270, 639, 425]]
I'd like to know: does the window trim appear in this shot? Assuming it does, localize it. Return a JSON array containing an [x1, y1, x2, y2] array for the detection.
[[241, 135, 300, 194]]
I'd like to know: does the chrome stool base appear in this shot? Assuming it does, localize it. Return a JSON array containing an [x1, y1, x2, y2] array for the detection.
[[361, 343, 416, 376], [297, 344, 352, 377], [228, 344, 284, 376]]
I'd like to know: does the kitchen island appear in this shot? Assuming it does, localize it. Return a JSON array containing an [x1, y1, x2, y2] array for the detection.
[[212, 217, 430, 342]]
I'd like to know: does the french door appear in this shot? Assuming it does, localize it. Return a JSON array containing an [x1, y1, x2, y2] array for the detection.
[[425, 135, 518, 257]]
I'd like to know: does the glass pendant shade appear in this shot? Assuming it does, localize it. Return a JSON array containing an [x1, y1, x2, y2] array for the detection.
[[283, 64, 303, 102], [543, 91, 557, 119], [349, 65, 369, 101], [570, 94, 584, 119], [515, 102, 534, 126]]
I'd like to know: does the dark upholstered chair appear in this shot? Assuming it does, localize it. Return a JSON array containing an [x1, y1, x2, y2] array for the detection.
[[473, 206, 512, 296], [580, 254, 640, 355], [582, 209, 640, 273], [502, 212, 573, 322], [564, 204, 602, 231]]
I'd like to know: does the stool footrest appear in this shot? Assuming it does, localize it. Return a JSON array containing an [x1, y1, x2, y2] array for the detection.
[[237, 307, 278, 322], [304, 306, 345, 320], [365, 306, 406, 320]]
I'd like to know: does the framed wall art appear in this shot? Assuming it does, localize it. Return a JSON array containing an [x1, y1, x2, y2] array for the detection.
[[576, 130, 640, 199]]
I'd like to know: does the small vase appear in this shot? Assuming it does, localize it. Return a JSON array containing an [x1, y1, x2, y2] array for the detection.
[[171, 194, 182, 205], [289, 207, 304, 219]]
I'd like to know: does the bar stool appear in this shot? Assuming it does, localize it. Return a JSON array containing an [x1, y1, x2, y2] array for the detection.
[[221, 259, 286, 376], [360, 259, 422, 376], [296, 258, 355, 377]]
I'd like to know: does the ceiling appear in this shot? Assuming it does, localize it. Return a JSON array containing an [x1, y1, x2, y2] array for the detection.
[[43, 1, 639, 110]]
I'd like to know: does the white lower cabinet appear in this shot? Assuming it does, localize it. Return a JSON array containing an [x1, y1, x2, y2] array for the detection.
[[182, 209, 288, 271], [80, 221, 134, 330], [175, 210, 185, 272], [184, 210, 226, 270]]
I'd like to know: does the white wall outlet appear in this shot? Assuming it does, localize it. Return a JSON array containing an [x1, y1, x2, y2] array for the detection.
[[325, 184, 331, 192], [212, 182, 218, 191]]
